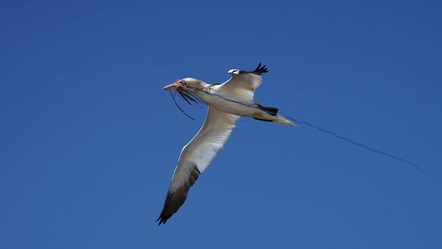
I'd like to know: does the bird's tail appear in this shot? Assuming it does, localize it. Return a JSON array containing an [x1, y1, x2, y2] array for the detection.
[[274, 114, 299, 127], [255, 104, 299, 127]]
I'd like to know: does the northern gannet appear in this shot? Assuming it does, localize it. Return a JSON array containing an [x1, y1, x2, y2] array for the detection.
[[157, 63, 297, 225]]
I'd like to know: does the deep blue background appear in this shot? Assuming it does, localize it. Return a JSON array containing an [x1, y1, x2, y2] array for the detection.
[[1, 1, 441, 248]]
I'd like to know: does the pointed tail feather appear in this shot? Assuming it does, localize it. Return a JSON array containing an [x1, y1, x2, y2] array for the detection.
[[274, 114, 299, 127]]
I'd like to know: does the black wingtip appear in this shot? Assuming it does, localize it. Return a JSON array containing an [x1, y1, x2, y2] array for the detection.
[[156, 165, 201, 226], [252, 62, 268, 75], [156, 216, 167, 226]]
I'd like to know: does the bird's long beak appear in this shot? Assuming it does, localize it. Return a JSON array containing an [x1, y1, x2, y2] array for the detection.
[[163, 81, 183, 91], [163, 83, 175, 90]]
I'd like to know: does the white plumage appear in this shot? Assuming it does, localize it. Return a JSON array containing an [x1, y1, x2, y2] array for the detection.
[[157, 63, 297, 225]]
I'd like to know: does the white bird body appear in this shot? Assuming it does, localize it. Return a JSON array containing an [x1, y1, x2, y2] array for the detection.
[[196, 85, 258, 116], [157, 63, 296, 225], [195, 85, 293, 125]]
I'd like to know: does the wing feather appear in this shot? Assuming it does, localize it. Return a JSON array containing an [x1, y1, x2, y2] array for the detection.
[[219, 63, 268, 99], [156, 107, 239, 225]]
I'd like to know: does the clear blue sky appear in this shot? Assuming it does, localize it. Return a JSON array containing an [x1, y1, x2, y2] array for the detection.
[[1, 0, 441, 248]]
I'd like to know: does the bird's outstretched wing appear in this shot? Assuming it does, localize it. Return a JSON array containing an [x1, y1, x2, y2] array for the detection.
[[156, 106, 239, 225], [220, 63, 268, 99]]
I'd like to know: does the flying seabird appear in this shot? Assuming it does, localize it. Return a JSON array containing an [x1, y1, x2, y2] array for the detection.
[[157, 63, 297, 225]]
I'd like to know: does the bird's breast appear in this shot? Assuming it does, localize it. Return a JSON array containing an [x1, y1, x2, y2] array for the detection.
[[197, 90, 257, 117]]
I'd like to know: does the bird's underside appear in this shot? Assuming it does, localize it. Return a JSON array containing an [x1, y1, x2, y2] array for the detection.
[[157, 63, 296, 225]]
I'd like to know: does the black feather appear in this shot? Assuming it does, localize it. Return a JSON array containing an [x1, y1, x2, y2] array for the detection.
[[237, 63, 269, 75], [252, 62, 268, 75], [256, 104, 278, 115], [156, 165, 201, 225]]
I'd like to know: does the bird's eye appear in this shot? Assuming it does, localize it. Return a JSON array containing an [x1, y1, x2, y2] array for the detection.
[[180, 80, 187, 85]]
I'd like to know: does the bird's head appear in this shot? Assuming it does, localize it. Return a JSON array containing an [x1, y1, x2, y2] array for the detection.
[[163, 78, 203, 92], [163, 78, 204, 105]]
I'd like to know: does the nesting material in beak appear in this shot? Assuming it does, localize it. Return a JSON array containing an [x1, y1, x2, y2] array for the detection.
[[163, 81, 200, 105]]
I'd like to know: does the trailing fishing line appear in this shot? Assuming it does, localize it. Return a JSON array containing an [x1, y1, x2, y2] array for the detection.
[[285, 116, 427, 175]]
